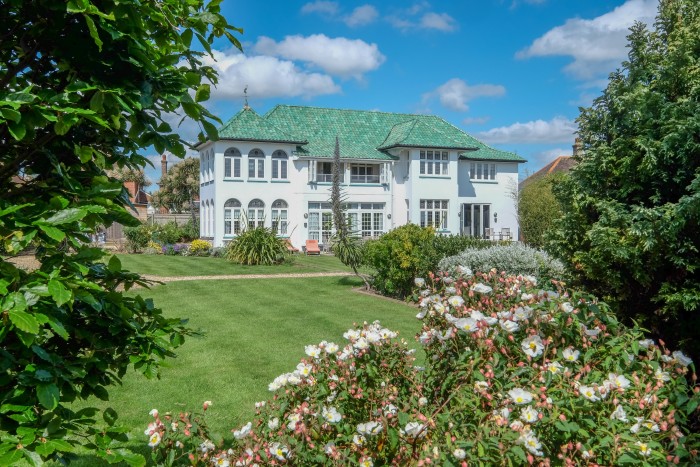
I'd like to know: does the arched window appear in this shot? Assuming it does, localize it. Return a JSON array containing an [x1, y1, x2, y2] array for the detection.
[[271, 150, 288, 180], [247, 199, 265, 229], [224, 147, 241, 178], [209, 200, 214, 238], [248, 148, 265, 179], [271, 199, 288, 234], [224, 199, 242, 235], [202, 200, 208, 237]]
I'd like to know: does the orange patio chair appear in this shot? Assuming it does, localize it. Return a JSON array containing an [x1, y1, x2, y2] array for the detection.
[[284, 239, 299, 253], [305, 239, 321, 255]]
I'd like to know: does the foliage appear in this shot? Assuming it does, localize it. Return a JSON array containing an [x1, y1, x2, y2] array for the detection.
[[124, 224, 155, 253], [109, 167, 151, 188], [151, 158, 200, 220], [188, 239, 212, 257], [162, 243, 189, 256], [224, 227, 288, 265], [363, 224, 438, 298], [364, 225, 493, 298], [550, 0, 700, 362], [179, 218, 200, 242], [0, 0, 239, 463], [329, 137, 371, 289], [439, 243, 568, 283], [518, 174, 565, 249], [153, 270, 700, 465], [124, 222, 198, 253], [152, 221, 184, 246]]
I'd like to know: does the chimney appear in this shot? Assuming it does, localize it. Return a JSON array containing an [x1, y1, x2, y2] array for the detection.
[[161, 154, 168, 177], [572, 138, 583, 157]]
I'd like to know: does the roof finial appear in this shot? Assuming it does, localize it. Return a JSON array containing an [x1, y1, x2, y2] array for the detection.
[[243, 85, 250, 110]]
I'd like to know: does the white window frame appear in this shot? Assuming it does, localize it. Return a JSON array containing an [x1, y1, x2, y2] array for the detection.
[[461, 203, 491, 238], [308, 202, 384, 241], [469, 162, 497, 181], [247, 199, 265, 229], [420, 150, 449, 175], [350, 163, 380, 184], [248, 148, 265, 179], [271, 150, 288, 180], [224, 199, 242, 236], [316, 161, 342, 183], [271, 199, 289, 235], [420, 199, 448, 230], [224, 147, 242, 179]]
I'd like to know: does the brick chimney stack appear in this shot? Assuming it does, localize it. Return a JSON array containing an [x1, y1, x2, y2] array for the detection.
[[572, 138, 583, 157], [161, 154, 168, 177]]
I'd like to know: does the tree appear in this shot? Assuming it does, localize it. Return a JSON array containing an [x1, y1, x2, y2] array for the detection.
[[0, 1, 239, 464], [110, 166, 152, 189], [518, 174, 564, 249], [551, 0, 700, 361], [329, 138, 370, 289], [152, 157, 201, 222]]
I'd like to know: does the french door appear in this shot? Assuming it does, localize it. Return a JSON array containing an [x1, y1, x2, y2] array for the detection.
[[461, 203, 491, 238]]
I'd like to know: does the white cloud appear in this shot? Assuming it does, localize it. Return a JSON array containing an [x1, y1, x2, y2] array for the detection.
[[201, 49, 340, 100], [477, 117, 578, 144], [254, 34, 385, 79], [387, 3, 458, 32], [517, 0, 657, 78], [423, 78, 505, 112], [345, 5, 379, 27], [301, 1, 339, 16], [419, 12, 457, 31]]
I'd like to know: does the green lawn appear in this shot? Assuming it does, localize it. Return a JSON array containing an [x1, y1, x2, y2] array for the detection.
[[75, 262, 420, 455], [115, 252, 356, 276]]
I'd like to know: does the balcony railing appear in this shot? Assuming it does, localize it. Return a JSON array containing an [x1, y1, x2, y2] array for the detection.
[[350, 174, 380, 184], [315, 173, 344, 183]]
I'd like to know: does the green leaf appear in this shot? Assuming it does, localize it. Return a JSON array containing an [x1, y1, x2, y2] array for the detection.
[[8, 310, 39, 334], [8, 121, 26, 140], [46, 317, 69, 340], [0, 449, 23, 466], [195, 84, 210, 102], [83, 14, 103, 51], [37, 383, 60, 410], [92, 385, 109, 401], [44, 207, 87, 225], [38, 224, 66, 242], [114, 449, 146, 467], [48, 279, 72, 306], [103, 407, 118, 426], [23, 449, 43, 467], [35, 369, 53, 381], [107, 255, 122, 273], [1, 107, 21, 122]]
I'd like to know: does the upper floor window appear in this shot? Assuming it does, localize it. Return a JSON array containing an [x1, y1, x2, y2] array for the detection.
[[224, 198, 242, 235], [248, 148, 265, 179], [248, 199, 265, 229], [420, 150, 449, 175], [224, 148, 241, 178], [272, 150, 288, 180], [469, 162, 496, 181], [350, 163, 380, 184], [271, 199, 288, 235]]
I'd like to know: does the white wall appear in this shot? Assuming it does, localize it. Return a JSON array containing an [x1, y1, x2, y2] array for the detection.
[[200, 141, 521, 247]]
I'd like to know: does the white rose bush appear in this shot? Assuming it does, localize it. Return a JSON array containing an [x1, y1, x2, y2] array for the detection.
[[147, 269, 699, 465]]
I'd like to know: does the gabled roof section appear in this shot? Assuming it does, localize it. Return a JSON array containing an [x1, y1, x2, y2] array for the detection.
[[218, 107, 307, 145], [520, 155, 576, 188], [378, 118, 478, 151]]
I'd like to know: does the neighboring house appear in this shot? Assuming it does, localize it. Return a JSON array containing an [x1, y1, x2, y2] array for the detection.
[[196, 105, 526, 249], [519, 139, 581, 190], [123, 179, 150, 221]]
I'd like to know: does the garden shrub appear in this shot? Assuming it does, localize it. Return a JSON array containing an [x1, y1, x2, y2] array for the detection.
[[147, 269, 700, 465], [180, 219, 200, 242], [152, 221, 183, 245], [224, 227, 288, 265], [162, 243, 189, 255], [188, 239, 212, 256], [433, 234, 493, 259], [124, 224, 154, 253], [439, 242, 568, 283], [363, 224, 439, 298]]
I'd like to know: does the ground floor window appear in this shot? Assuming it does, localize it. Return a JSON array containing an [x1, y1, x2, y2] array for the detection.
[[420, 199, 448, 229], [308, 201, 385, 242], [247, 199, 265, 229], [224, 198, 242, 235], [461, 203, 491, 238], [271, 199, 289, 235]]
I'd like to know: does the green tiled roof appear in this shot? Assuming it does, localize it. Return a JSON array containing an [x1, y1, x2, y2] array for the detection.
[[218, 107, 307, 144], [216, 105, 525, 162]]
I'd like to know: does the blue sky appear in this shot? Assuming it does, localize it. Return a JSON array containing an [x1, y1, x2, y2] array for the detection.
[[149, 0, 659, 183]]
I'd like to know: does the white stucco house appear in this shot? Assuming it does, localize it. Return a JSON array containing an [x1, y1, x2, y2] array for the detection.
[[196, 105, 525, 250]]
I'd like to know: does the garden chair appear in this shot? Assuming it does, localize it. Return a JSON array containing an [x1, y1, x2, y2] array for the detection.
[[284, 239, 299, 253], [500, 228, 511, 241], [305, 239, 321, 255], [484, 227, 495, 240]]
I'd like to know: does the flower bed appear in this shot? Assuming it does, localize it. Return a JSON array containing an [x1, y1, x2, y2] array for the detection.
[[146, 268, 699, 465]]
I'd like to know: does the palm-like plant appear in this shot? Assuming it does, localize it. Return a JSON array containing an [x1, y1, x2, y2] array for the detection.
[[224, 226, 288, 265]]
